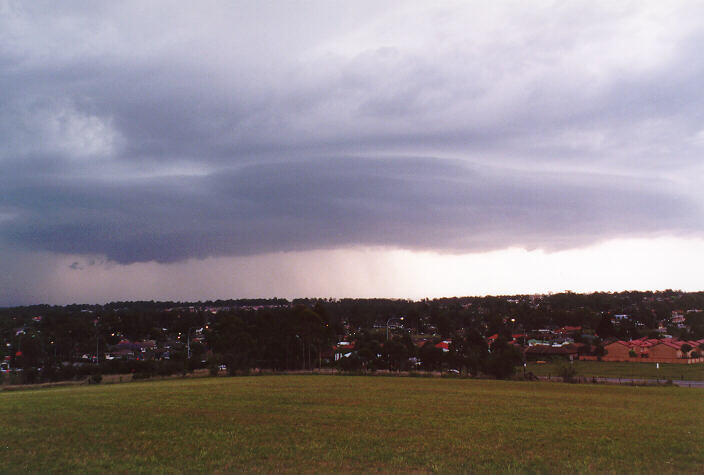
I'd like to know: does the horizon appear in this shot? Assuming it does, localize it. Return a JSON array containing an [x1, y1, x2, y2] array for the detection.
[[3, 286, 702, 309]]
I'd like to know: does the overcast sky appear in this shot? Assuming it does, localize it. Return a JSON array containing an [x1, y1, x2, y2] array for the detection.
[[2, 1, 704, 306]]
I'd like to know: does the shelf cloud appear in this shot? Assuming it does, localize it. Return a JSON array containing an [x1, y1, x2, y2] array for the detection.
[[1, 1, 703, 303]]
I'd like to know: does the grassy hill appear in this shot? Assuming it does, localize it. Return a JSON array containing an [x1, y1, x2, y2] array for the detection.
[[1, 375, 702, 472]]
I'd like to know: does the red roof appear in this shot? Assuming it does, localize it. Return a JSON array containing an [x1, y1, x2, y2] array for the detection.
[[607, 340, 631, 347], [435, 341, 451, 350], [617, 338, 701, 351], [627, 338, 659, 348]]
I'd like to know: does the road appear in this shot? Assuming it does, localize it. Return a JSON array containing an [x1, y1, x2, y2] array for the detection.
[[538, 375, 704, 388]]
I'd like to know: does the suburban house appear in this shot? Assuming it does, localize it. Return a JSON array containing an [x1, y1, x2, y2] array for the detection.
[[601, 338, 704, 363], [525, 343, 582, 361]]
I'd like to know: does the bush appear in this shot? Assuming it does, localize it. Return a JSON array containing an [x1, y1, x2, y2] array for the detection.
[[41, 365, 57, 382], [57, 364, 78, 381], [89, 373, 102, 384], [556, 360, 578, 382], [209, 363, 219, 377], [628, 349, 637, 358], [156, 360, 183, 376], [9, 371, 22, 385], [22, 368, 39, 384], [483, 344, 523, 379], [75, 365, 94, 379], [337, 355, 363, 372]]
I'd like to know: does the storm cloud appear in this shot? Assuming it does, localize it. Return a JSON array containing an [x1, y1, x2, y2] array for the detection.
[[1, 1, 704, 266]]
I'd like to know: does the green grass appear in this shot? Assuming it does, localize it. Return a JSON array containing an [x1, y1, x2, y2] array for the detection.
[[1, 375, 702, 472], [527, 360, 704, 381]]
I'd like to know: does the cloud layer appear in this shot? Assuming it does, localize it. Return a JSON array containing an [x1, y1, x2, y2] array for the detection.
[[1, 1, 703, 266]]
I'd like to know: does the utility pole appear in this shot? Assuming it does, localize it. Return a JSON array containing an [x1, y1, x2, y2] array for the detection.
[[95, 320, 99, 366]]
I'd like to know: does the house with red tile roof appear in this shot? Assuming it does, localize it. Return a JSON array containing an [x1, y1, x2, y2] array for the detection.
[[600, 338, 703, 363], [525, 343, 582, 361], [435, 340, 451, 352]]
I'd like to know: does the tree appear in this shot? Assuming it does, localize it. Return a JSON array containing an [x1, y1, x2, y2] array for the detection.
[[206, 316, 256, 373], [354, 330, 384, 370], [383, 337, 410, 371], [419, 341, 443, 371], [483, 336, 523, 379], [596, 315, 615, 338], [680, 344, 692, 358], [556, 360, 578, 382], [593, 343, 606, 359], [449, 328, 488, 376]]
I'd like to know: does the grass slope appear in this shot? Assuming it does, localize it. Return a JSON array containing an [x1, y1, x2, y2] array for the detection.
[[0, 376, 702, 472]]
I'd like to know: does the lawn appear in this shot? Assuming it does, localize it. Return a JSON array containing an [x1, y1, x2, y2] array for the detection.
[[0, 375, 702, 472], [527, 360, 704, 381]]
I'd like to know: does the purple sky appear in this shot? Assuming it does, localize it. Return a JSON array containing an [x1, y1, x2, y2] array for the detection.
[[1, 1, 704, 305]]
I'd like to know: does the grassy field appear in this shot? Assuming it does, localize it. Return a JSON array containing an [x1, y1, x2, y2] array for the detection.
[[527, 360, 704, 381], [0, 376, 702, 472]]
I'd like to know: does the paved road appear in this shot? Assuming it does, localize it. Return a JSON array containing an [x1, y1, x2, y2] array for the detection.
[[595, 377, 704, 388], [538, 375, 704, 388], [672, 380, 704, 388]]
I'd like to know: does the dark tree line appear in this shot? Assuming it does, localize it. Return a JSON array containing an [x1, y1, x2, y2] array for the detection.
[[2, 290, 703, 384]]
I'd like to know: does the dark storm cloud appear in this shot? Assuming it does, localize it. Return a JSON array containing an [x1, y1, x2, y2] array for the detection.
[[0, 157, 698, 264], [1, 1, 703, 264]]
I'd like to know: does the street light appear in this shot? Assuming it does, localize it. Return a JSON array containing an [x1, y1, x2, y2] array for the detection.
[[187, 327, 195, 361], [386, 316, 404, 340], [187, 326, 202, 361]]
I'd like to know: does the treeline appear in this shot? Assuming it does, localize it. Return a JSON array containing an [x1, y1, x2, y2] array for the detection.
[[1, 291, 703, 384], [340, 330, 524, 379]]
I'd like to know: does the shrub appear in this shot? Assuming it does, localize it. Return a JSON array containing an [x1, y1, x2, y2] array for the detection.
[[680, 344, 692, 357], [22, 368, 39, 384], [9, 371, 22, 385], [209, 363, 219, 377], [156, 360, 183, 376], [483, 343, 523, 379], [628, 349, 637, 358], [57, 364, 78, 381], [88, 373, 102, 384], [556, 360, 578, 382], [40, 365, 61, 382]]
